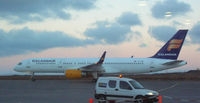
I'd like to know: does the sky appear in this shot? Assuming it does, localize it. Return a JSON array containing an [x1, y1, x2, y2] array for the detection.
[[0, 0, 200, 75]]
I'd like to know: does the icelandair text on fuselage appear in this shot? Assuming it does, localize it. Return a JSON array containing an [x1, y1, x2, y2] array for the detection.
[[32, 60, 56, 62]]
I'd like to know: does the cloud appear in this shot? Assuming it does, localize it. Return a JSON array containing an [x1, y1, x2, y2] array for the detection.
[[149, 26, 176, 42], [139, 43, 147, 48], [151, 0, 191, 19], [0, 0, 96, 23], [117, 12, 142, 26], [189, 22, 200, 44], [84, 12, 142, 44], [172, 21, 182, 26], [0, 28, 95, 57], [84, 21, 131, 44], [0, 11, 142, 57], [197, 48, 200, 51]]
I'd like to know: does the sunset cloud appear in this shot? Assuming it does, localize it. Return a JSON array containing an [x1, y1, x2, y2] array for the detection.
[[0, 0, 96, 23], [151, 0, 191, 19]]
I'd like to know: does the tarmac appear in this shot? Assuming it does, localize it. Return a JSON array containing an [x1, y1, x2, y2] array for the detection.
[[0, 79, 200, 103]]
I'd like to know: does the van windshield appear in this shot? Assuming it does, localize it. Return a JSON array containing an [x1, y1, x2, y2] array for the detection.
[[129, 80, 144, 89]]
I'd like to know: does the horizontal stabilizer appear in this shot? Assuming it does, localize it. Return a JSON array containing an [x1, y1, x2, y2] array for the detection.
[[162, 60, 184, 65]]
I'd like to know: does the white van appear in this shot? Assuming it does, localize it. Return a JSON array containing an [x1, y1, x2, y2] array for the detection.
[[94, 77, 159, 103]]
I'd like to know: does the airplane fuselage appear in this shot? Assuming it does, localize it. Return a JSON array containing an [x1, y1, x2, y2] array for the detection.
[[14, 57, 186, 74]]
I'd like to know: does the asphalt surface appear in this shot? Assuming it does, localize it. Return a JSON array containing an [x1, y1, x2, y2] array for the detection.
[[0, 80, 200, 103]]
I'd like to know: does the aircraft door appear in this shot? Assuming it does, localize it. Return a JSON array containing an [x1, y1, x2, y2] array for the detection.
[[58, 60, 64, 71], [26, 60, 31, 69], [149, 61, 155, 72]]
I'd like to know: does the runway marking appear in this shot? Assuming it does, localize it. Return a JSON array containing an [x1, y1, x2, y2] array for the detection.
[[163, 95, 173, 100], [158, 82, 178, 92]]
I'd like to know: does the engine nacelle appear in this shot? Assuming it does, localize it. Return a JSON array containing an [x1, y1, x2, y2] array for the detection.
[[65, 69, 86, 79]]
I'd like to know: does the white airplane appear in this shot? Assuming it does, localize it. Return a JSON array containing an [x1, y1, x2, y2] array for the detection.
[[14, 30, 188, 81]]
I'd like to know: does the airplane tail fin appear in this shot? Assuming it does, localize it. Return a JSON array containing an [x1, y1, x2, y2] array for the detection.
[[151, 30, 188, 60]]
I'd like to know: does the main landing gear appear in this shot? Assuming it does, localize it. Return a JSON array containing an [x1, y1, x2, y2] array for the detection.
[[31, 72, 36, 81], [92, 72, 98, 82]]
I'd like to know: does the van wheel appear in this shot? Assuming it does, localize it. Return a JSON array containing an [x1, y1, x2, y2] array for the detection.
[[98, 95, 106, 103], [135, 96, 144, 103], [99, 95, 106, 100]]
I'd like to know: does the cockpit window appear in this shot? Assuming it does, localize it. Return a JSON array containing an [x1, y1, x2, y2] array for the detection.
[[18, 62, 22, 65]]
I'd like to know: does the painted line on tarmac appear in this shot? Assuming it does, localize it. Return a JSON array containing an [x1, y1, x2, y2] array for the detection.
[[158, 82, 178, 92], [163, 95, 173, 100]]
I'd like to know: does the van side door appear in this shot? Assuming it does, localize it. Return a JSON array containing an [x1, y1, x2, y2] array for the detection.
[[106, 80, 118, 99], [117, 81, 134, 99]]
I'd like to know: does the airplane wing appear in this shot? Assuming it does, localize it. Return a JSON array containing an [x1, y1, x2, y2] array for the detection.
[[80, 51, 106, 72], [162, 60, 184, 65]]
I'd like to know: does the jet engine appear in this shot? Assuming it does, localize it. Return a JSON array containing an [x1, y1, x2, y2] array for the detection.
[[65, 69, 86, 79]]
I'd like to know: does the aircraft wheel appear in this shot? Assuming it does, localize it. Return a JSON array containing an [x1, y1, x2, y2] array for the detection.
[[31, 78, 36, 82], [92, 79, 97, 82]]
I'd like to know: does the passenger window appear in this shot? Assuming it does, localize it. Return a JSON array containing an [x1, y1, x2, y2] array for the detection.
[[108, 80, 116, 88], [120, 81, 132, 90], [98, 83, 107, 88]]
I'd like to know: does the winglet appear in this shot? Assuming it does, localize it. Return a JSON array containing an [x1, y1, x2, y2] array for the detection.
[[97, 51, 106, 64]]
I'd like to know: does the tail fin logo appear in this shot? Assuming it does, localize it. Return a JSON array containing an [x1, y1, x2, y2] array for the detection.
[[167, 39, 183, 51]]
